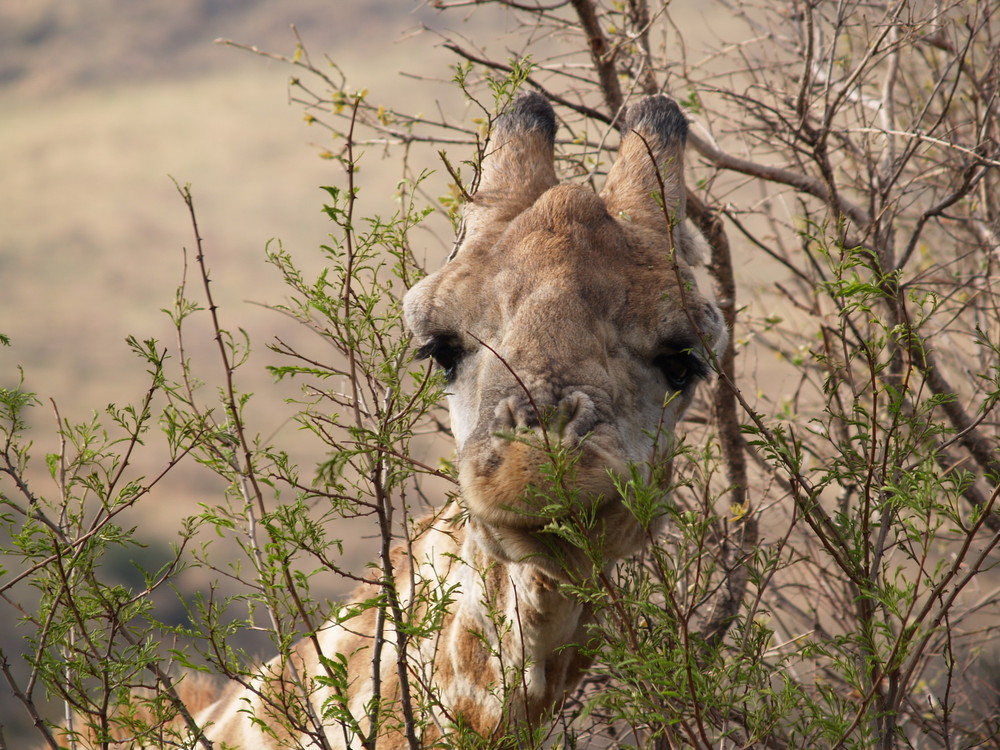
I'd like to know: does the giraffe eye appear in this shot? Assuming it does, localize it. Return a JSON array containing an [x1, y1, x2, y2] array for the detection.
[[415, 336, 465, 382], [652, 348, 705, 390]]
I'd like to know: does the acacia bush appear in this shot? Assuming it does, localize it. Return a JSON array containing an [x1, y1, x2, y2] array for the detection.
[[2, 1, 999, 748]]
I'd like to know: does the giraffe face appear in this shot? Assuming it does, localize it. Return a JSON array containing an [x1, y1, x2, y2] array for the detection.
[[404, 94, 726, 544]]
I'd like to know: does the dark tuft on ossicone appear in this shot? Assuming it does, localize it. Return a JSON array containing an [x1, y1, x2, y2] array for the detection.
[[623, 94, 688, 145], [496, 91, 557, 143]]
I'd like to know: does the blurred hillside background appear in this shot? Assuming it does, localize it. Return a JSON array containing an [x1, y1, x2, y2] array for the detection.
[[2, 0, 453, 445]]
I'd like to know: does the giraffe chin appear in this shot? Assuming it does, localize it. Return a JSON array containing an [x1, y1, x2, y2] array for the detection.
[[458, 439, 630, 531]]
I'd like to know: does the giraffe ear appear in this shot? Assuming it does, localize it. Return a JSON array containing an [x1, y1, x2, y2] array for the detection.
[[461, 92, 559, 243], [601, 95, 695, 260]]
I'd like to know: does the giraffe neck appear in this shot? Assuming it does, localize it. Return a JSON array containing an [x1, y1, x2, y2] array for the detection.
[[192, 505, 595, 748], [433, 510, 594, 736]]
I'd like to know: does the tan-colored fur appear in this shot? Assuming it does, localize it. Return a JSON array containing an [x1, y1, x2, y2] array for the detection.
[[66, 93, 725, 748]]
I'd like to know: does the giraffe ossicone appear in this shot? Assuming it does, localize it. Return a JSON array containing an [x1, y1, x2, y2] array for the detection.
[[181, 91, 727, 748]]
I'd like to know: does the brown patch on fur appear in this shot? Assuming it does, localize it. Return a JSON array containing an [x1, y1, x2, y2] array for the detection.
[[484, 557, 509, 612], [342, 593, 381, 692], [175, 672, 225, 717], [453, 613, 493, 683]]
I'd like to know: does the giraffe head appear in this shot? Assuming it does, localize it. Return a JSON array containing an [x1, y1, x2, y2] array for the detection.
[[404, 93, 726, 569]]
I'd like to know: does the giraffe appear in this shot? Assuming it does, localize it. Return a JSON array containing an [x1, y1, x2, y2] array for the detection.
[[168, 92, 727, 748]]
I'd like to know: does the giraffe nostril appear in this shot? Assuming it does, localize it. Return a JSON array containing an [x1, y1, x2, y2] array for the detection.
[[556, 391, 597, 443], [556, 393, 583, 429], [493, 397, 518, 431]]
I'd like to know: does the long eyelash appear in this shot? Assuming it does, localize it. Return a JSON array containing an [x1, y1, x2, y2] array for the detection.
[[652, 344, 708, 390], [415, 336, 464, 381], [415, 341, 438, 361]]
